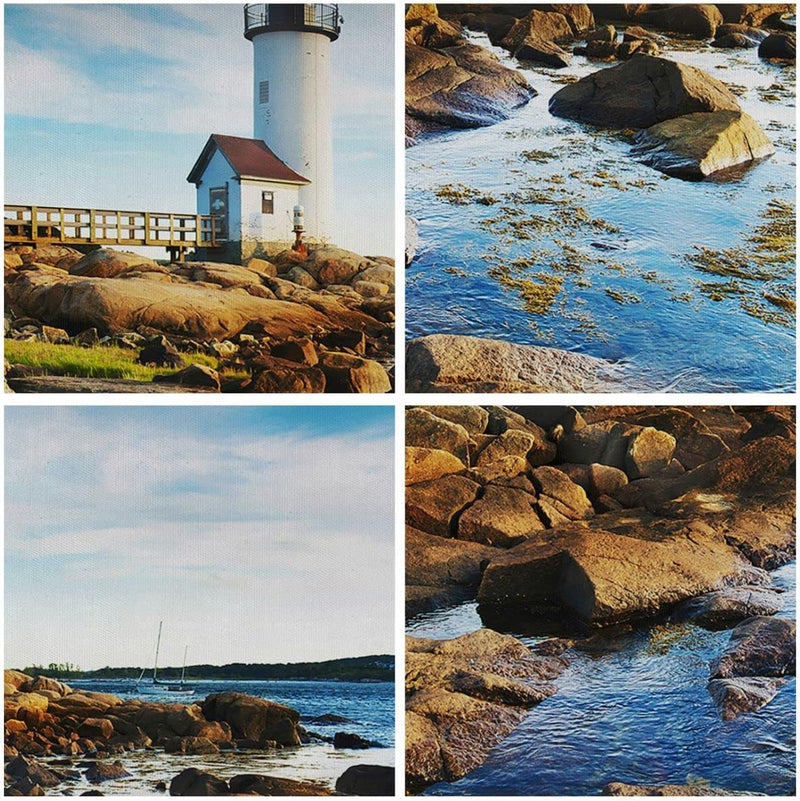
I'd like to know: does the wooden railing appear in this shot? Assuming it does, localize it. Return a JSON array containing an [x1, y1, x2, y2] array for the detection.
[[4, 205, 221, 261]]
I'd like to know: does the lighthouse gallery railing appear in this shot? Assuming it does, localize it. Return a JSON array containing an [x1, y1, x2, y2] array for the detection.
[[243, 4, 340, 40]]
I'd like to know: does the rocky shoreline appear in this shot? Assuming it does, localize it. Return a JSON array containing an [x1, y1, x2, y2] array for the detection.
[[4, 672, 393, 795], [405, 405, 795, 793], [4, 244, 395, 393]]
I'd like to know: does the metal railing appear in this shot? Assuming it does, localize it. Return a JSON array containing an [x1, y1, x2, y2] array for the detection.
[[4, 205, 221, 260], [244, 4, 340, 40]]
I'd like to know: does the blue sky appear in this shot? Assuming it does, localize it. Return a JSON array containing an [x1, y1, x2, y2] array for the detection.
[[5, 406, 394, 670], [4, 4, 394, 256]]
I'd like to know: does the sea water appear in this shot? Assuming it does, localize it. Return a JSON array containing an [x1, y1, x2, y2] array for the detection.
[[406, 31, 796, 391], [409, 562, 796, 796], [46, 678, 394, 795]]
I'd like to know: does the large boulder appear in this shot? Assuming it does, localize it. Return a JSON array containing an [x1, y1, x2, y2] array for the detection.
[[169, 768, 229, 796], [457, 485, 545, 547], [515, 36, 571, 67], [477, 525, 756, 626], [406, 334, 616, 392], [406, 43, 536, 131], [633, 111, 774, 179], [423, 405, 490, 436], [303, 247, 376, 286], [335, 764, 394, 796], [406, 475, 481, 537], [676, 585, 784, 629], [719, 4, 794, 26], [201, 693, 301, 746], [5, 268, 383, 341], [229, 774, 331, 795], [758, 32, 796, 59], [500, 8, 574, 51], [549, 55, 741, 129], [406, 446, 467, 485], [68, 249, 167, 278], [636, 4, 723, 38], [406, 407, 471, 464]]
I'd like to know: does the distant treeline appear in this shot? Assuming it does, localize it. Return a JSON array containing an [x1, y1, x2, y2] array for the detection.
[[20, 655, 394, 682]]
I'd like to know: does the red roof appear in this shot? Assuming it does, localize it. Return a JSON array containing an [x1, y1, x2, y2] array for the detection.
[[187, 134, 310, 185]]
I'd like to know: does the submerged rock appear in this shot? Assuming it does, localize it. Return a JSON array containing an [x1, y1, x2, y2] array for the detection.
[[604, 781, 752, 795], [549, 55, 741, 129], [676, 585, 784, 629], [709, 616, 796, 678], [707, 676, 787, 720], [632, 111, 774, 179]]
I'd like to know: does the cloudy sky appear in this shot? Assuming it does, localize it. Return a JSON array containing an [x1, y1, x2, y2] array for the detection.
[[5, 406, 394, 671], [4, 3, 394, 256]]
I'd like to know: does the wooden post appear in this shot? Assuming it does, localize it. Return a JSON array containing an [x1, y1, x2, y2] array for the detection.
[[30, 206, 38, 243], [145, 212, 152, 246], [90, 210, 96, 243], [59, 208, 65, 242]]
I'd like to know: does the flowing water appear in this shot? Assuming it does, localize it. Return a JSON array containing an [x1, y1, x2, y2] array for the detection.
[[407, 562, 796, 796], [406, 32, 796, 391], [43, 678, 393, 795]]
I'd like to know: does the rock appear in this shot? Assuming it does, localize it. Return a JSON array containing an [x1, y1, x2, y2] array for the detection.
[[458, 485, 545, 547], [707, 676, 787, 720], [190, 262, 268, 289], [406, 475, 481, 537], [709, 616, 796, 678], [423, 405, 489, 436], [476, 428, 546, 468], [284, 265, 320, 289], [85, 761, 131, 782], [549, 55, 740, 129], [243, 256, 277, 278], [758, 32, 796, 59], [40, 324, 70, 344], [460, 11, 518, 44], [515, 36, 572, 67], [406, 334, 616, 392], [557, 463, 628, 502], [406, 43, 536, 132], [169, 768, 229, 796], [228, 774, 331, 795], [5, 670, 33, 691], [406, 630, 566, 791], [585, 39, 619, 59], [136, 335, 185, 368], [269, 338, 318, 366], [335, 764, 394, 796], [406, 6, 462, 49], [477, 525, 756, 626], [632, 111, 775, 179], [531, 466, 594, 521], [6, 268, 383, 342], [406, 447, 467, 485], [637, 4, 723, 38], [333, 731, 372, 749], [152, 364, 220, 391], [407, 407, 472, 464], [163, 736, 220, 755], [201, 693, 301, 746], [69, 249, 166, 278], [354, 261, 395, 289], [625, 426, 676, 478], [501, 9, 574, 51], [303, 247, 374, 286], [406, 526, 501, 616], [676, 585, 784, 629], [587, 24, 616, 42], [77, 718, 114, 741], [712, 32, 761, 48], [720, 4, 794, 26], [5, 756, 63, 788], [249, 362, 326, 394], [317, 352, 391, 393], [406, 217, 419, 264], [604, 782, 750, 796]]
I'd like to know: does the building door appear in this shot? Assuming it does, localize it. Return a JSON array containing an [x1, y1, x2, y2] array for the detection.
[[209, 186, 228, 240]]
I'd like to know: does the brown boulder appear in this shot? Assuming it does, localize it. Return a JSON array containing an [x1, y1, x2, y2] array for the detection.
[[477, 525, 755, 626], [531, 466, 594, 521], [406, 447, 466, 485], [169, 767, 229, 796], [229, 774, 331, 795], [719, 3, 794, 26], [501, 8, 574, 51], [515, 36, 572, 68], [707, 676, 787, 721], [549, 55, 740, 129], [625, 426, 676, 478], [406, 474, 481, 537], [709, 616, 796, 678], [201, 692, 301, 745], [457, 485, 545, 547], [317, 351, 391, 393], [422, 405, 489, 436], [637, 4, 723, 38], [407, 407, 471, 465], [335, 764, 394, 796], [69, 249, 167, 278]]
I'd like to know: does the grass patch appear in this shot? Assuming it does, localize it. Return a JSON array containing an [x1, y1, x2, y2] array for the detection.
[[5, 340, 229, 381]]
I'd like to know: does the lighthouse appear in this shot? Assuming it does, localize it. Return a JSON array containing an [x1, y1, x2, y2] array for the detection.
[[245, 3, 340, 244], [188, 4, 340, 262]]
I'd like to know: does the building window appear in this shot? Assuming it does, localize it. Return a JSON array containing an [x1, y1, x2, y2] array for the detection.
[[259, 81, 269, 104], [262, 191, 274, 215]]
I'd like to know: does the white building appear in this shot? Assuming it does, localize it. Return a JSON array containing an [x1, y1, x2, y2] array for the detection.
[[187, 133, 309, 261]]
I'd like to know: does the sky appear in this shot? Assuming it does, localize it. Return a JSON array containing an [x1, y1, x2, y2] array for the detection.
[[5, 406, 394, 671], [4, 3, 394, 256]]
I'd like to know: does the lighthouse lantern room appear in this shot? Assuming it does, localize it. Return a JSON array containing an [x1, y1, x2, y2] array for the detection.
[[188, 4, 340, 262]]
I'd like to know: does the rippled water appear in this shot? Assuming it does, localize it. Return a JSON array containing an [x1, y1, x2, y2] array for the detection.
[[409, 563, 796, 796], [49, 678, 393, 795], [406, 32, 796, 391]]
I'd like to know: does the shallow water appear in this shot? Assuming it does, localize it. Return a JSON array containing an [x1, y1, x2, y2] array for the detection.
[[406, 32, 796, 391], [52, 678, 393, 795], [409, 563, 796, 796]]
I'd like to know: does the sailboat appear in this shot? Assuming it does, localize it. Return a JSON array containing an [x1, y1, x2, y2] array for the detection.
[[135, 621, 195, 697]]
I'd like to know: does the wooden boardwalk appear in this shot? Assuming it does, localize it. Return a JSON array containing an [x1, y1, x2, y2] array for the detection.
[[4, 204, 221, 262]]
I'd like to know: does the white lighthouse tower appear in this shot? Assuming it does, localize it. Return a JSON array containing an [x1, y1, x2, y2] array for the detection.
[[244, 4, 340, 245]]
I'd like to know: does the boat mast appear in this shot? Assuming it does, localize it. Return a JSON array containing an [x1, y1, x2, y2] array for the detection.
[[153, 620, 163, 682], [180, 645, 188, 686]]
